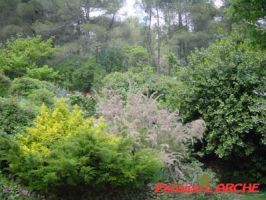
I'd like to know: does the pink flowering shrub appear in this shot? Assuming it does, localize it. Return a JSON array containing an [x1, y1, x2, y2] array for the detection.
[[97, 89, 206, 182]]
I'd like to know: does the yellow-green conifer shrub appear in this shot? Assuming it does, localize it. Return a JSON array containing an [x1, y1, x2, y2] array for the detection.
[[17, 99, 97, 156], [8, 99, 162, 196]]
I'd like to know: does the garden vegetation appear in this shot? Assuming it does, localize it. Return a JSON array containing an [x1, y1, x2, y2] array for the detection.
[[0, 0, 265, 199]]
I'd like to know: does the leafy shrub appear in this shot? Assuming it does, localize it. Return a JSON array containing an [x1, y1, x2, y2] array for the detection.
[[227, 1, 266, 48], [101, 67, 180, 104], [55, 57, 105, 92], [179, 34, 266, 157], [71, 65, 94, 93], [177, 34, 266, 182], [123, 45, 150, 71], [10, 77, 56, 97], [72, 58, 106, 92], [67, 92, 96, 117], [8, 100, 162, 196], [99, 47, 125, 73], [0, 36, 55, 79], [51, 58, 80, 90], [26, 65, 60, 82], [98, 46, 150, 73], [0, 98, 35, 136], [27, 88, 55, 106], [0, 73, 11, 97], [0, 136, 15, 170]]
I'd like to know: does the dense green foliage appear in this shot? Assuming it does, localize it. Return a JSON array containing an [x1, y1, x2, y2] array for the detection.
[[227, 0, 266, 47], [0, 0, 43, 40], [26, 65, 59, 82], [99, 46, 150, 73], [54, 57, 105, 92], [0, 98, 35, 135], [178, 34, 266, 157], [27, 88, 56, 107], [102, 67, 181, 104], [174, 34, 266, 182], [0, 36, 55, 79], [67, 93, 96, 117], [10, 77, 56, 97], [0, 73, 11, 97], [228, 0, 266, 22]]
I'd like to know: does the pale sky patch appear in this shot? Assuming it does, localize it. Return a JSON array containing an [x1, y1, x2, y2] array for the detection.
[[118, 0, 144, 20], [118, 0, 223, 20], [90, 0, 224, 21], [214, 0, 223, 8]]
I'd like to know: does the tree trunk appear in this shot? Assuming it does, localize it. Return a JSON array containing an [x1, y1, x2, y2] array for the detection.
[[178, 12, 183, 27], [156, 7, 161, 74], [147, 8, 152, 56]]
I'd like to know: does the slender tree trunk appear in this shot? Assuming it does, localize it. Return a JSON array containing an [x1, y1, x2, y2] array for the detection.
[[84, 4, 91, 54], [178, 12, 183, 27], [177, 10, 183, 61], [104, 12, 117, 44], [156, 7, 161, 74], [147, 8, 152, 56], [108, 13, 116, 30], [165, 7, 172, 76]]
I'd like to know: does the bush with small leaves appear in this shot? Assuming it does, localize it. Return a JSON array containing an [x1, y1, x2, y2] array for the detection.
[[0, 73, 11, 97], [10, 77, 56, 97], [0, 36, 55, 79], [26, 65, 60, 82], [0, 98, 35, 136], [67, 92, 96, 117], [101, 67, 180, 104], [177, 34, 266, 182], [27, 88, 55, 107]]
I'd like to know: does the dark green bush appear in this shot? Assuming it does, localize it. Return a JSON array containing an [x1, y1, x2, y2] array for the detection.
[[68, 92, 96, 117], [0, 73, 11, 97], [55, 57, 105, 92], [176, 34, 266, 182], [26, 65, 60, 82], [0, 98, 35, 135], [27, 88, 55, 106], [0, 136, 14, 170], [71, 65, 95, 93], [179, 34, 266, 157], [10, 77, 55, 97], [99, 47, 125, 73], [101, 67, 180, 104]]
